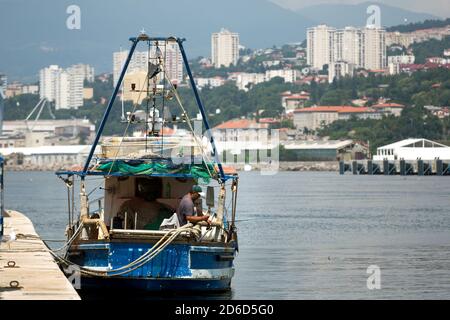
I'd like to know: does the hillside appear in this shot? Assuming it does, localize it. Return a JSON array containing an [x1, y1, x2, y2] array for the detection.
[[0, 0, 438, 81], [297, 2, 437, 29]]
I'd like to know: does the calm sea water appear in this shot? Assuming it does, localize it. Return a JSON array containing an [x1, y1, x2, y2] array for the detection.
[[4, 171, 450, 299]]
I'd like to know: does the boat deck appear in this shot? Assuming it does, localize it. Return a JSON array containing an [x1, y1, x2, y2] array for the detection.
[[0, 210, 80, 300]]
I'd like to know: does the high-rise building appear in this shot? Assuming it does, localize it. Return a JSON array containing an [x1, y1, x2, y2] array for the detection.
[[113, 46, 183, 86], [211, 28, 240, 68], [69, 64, 95, 83], [362, 26, 386, 70], [307, 25, 336, 70], [113, 51, 149, 87], [163, 42, 184, 84], [39, 65, 63, 102], [40, 64, 91, 110], [334, 27, 364, 67]]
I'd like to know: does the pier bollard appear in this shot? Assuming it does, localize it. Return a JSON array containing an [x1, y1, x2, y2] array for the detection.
[[339, 161, 345, 175], [417, 160, 424, 176], [436, 160, 443, 176], [400, 159, 406, 176], [367, 160, 373, 175], [352, 161, 358, 175], [383, 160, 389, 175]]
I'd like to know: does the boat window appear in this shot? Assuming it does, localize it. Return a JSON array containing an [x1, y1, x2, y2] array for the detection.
[[135, 177, 162, 201]]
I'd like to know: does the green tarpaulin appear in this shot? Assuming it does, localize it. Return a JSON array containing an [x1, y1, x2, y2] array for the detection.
[[95, 160, 215, 184]]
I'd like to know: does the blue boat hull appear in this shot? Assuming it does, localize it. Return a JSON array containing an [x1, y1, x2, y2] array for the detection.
[[68, 241, 237, 292], [80, 277, 232, 292]]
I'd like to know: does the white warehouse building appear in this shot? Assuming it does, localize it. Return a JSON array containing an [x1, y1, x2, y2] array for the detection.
[[373, 139, 450, 161]]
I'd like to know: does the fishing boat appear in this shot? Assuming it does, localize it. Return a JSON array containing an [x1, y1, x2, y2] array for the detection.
[[54, 33, 239, 292]]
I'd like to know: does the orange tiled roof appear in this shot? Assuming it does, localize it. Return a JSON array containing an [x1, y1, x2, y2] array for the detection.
[[294, 106, 372, 113], [372, 103, 405, 108], [214, 119, 269, 130]]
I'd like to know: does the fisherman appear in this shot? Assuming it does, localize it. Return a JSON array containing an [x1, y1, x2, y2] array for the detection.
[[176, 185, 210, 226]]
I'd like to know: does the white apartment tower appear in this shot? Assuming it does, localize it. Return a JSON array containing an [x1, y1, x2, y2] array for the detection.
[[334, 27, 364, 67], [113, 46, 183, 86], [40, 64, 92, 110], [211, 28, 240, 68], [307, 25, 336, 70], [113, 51, 148, 87], [308, 24, 387, 82], [39, 65, 63, 102], [363, 26, 387, 70]]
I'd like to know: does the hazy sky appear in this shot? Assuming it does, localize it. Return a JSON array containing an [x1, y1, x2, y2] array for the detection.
[[272, 0, 450, 18]]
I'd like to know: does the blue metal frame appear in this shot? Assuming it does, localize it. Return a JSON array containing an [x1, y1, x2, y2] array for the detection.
[[81, 34, 227, 184], [56, 170, 236, 181], [82, 37, 140, 174]]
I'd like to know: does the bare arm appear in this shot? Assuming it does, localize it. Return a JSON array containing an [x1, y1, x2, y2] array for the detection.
[[186, 215, 210, 223]]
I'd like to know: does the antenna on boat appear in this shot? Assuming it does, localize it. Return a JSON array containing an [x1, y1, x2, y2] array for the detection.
[[80, 33, 227, 183], [119, 46, 126, 122]]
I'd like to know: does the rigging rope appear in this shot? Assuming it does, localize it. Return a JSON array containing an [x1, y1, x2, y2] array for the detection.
[[49, 223, 199, 277]]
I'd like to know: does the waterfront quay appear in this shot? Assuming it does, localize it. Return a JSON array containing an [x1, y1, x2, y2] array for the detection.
[[0, 210, 80, 300], [340, 159, 450, 176]]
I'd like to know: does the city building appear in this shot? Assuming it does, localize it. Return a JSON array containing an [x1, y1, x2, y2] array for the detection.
[[211, 28, 240, 68], [385, 32, 414, 48], [195, 77, 226, 89], [265, 69, 299, 83], [388, 55, 415, 65], [371, 102, 405, 117], [233, 73, 265, 91], [212, 119, 275, 155], [0, 145, 97, 168], [328, 61, 356, 83], [281, 92, 311, 113], [40, 64, 93, 110], [122, 71, 148, 104], [373, 138, 450, 161], [307, 25, 336, 70], [293, 106, 382, 131], [0, 74, 7, 94], [282, 140, 368, 161], [2, 119, 95, 144], [83, 87, 94, 100], [5, 82, 23, 98], [39, 65, 63, 102], [363, 26, 387, 70], [334, 27, 364, 67], [308, 24, 386, 75], [113, 45, 183, 87], [113, 50, 148, 87], [56, 65, 84, 110]]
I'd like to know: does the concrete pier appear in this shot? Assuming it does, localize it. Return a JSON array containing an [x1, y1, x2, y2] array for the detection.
[[0, 210, 80, 300], [340, 159, 450, 176]]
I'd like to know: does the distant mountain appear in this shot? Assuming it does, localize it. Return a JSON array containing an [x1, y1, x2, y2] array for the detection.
[[297, 2, 437, 29], [0, 0, 314, 81], [0, 0, 439, 82]]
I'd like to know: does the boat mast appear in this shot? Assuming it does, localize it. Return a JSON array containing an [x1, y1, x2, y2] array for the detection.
[[81, 34, 227, 184], [81, 35, 141, 175]]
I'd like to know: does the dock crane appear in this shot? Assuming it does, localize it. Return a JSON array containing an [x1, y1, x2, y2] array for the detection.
[[24, 98, 56, 132]]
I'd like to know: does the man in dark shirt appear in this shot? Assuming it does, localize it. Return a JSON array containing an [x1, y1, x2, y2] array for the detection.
[[177, 185, 210, 226]]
